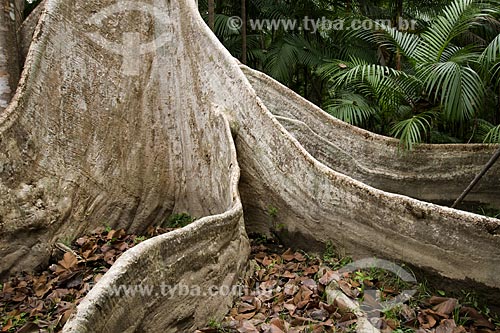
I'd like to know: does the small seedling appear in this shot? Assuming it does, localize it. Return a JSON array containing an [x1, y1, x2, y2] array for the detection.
[[267, 205, 278, 219], [207, 318, 228, 332], [134, 236, 147, 244], [164, 213, 195, 228], [393, 328, 415, 333]]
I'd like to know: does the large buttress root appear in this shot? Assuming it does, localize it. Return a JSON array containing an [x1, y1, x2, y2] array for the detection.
[[0, 0, 248, 279], [242, 65, 500, 208]]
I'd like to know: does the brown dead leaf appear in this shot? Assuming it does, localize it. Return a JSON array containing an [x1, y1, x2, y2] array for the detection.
[[284, 282, 299, 296], [302, 278, 317, 290], [284, 302, 297, 314], [453, 326, 467, 333], [294, 252, 306, 262], [268, 324, 285, 333], [1, 319, 13, 332], [281, 271, 297, 279], [259, 280, 277, 291], [12, 292, 27, 302], [460, 307, 496, 329], [33, 275, 52, 298], [433, 298, 458, 316], [58, 252, 78, 271], [237, 321, 259, 333], [282, 249, 295, 261], [304, 265, 319, 276], [430, 296, 451, 305], [262, 256, 274, 266], [319, 271, 340, 286], [418, 310, 438, 329], [310, 309, 329, 322], [338, 280, 357, 299], [235, 311, 257, 320], [269, 317, 286, 330], [436, 319, 457, 333], [238, 302, 257, 313]]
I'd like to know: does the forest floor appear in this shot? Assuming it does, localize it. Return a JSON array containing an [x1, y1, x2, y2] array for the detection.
[[1, 228, 499, 333], [197, 237, 500, 333]]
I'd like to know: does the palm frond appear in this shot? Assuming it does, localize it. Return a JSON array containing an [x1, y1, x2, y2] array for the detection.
[[325, 59, 404, 88], [324, 91, 378, 125], [479, 33, 500, 64], [214, 14, 241, 39], [418, 61, 484, 122], [415, 0, 493, 62], [483, 123, 500, 143], [264, 40, 298, 83], [375, 25, 422, 59], [391, 112, 435, 150]]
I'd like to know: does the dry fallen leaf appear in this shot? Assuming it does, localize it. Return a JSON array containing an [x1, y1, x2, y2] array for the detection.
[[58, 252, 78, 271], [237, 321, 259, 333]]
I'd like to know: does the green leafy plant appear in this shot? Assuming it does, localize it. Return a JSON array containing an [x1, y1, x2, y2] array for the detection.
[[134, 236, 147, 244], [267, 205, 278, 219], [207, 318, 229, 332], [165, 213, 195, 228], [391, 112, 434, 150], [392, 328, 416, 333], [320, 0, 500, 150], [2, 312, 28, 332], [454, 305, 471, 326]]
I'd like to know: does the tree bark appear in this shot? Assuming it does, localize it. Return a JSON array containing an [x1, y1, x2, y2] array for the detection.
[[1, 0, 500, 331], [208, 0, 215, 31]]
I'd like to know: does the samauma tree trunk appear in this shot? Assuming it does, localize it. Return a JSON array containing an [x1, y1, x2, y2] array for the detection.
[[0, 0, 499, 331]]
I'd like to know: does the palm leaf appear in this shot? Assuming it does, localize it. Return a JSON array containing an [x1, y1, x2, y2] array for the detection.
[[324, 91, 378, 125], [415, 0, 494, 62], [483, 124, 500, 143], [479, 33, 500, 64], [391, 112, 435, 150], [418, 61, 484, 122], [264, 39, 299, 83]]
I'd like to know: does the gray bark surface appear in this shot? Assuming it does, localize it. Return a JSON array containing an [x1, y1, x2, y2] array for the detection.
[[242, 66, 500, 207], [0, 0, 24, 111], [0, 0, 498, 331]]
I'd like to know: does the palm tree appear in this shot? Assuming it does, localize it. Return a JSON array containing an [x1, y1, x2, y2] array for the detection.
[[319, 0, 500, 149]]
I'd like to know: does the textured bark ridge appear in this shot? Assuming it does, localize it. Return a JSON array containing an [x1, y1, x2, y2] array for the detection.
[[0, 0, 24, 111], [242, 66, 500, 207], [0, 0, 499, 331]]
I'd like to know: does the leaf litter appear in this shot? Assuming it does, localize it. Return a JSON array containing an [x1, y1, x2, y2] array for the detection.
[[196, 238, 500, 333], [0, 226, 173, 332], [1, 234, 499, 333]]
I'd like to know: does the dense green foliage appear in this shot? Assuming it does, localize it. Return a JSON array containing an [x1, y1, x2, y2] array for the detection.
[[200, 0, 500, 149]]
